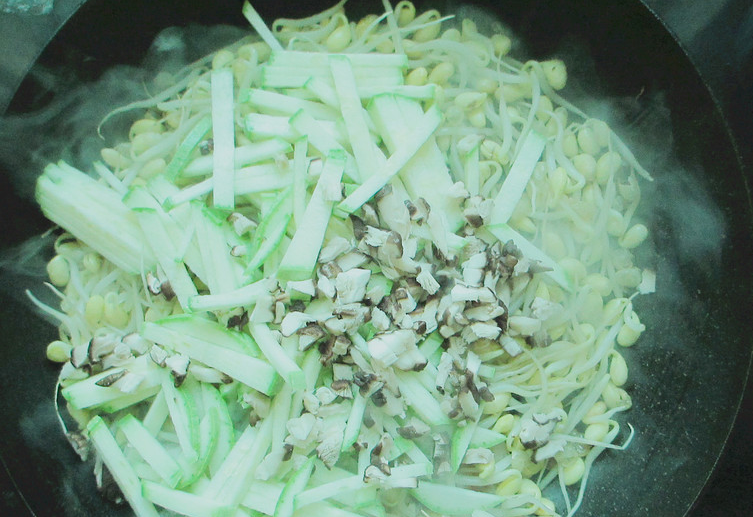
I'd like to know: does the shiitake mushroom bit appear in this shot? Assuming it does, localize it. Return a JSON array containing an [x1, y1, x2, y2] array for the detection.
[[30, 1, 655, 516]]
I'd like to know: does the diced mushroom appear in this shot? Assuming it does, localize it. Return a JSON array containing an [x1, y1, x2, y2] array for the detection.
[[332, 363, 354, 382], [371, 307, 391, 331], [364, 464, 389, 484], [89, 334, 119, 364], [367, 330, 418, 369], [335, 268, 372, 304], [163, 353, 189, 385], [148, 344, 168, 367], [121, 333, 150, 355], [394, 348, 428, 372], [363, 226, 392, 247], [303, 392, 321, 414], [533, 438, 567, 462], [330, 379, 352, 398], [314, 275, 334, 300], [114, 371, 145, 393], [530, 297, 563, 321], [101, 342, 134, 369], [332, 335, 352, 356], [463, 448, 494, 465], [230, 245, 247, 257], [297, 323, 327, 351], [397, 417, 431, 439], [146, 271, 162, 295], [432, 432, 452, 476], [319, 237, 352, 263], [319, 261, 343, 279], [250, 294, 275, 323], [464, 303, 506, 322], [286, 413, 318, 442], [316, 424, 344, 468], [287, 279, 317, 297], [500, 335, 524, 357], [336, 251, 370, 272], [458, 386, 480, 415], [281, 312, 316, 337], [461, 322, 501, 343], [227, 212, 257, 235], [416, 264, 441, 295], [450, 284, 497, 303], [315, 386, 338, 405], [508, 315, 542, 336], [518, 409, 566, 449], [94, 369, 127, 388], [353, 371, 382, 397], [435, 352, 453, 394]]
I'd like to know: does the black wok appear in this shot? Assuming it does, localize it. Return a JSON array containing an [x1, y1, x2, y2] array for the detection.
[[0, 1, 751, 515]]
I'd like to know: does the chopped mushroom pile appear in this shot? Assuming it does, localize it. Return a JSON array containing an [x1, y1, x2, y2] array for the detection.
[[30, 1, 655, 517]]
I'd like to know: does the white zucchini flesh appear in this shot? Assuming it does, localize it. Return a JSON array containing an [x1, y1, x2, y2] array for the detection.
[[151, 314, 258, 354], [303, 76, 340, 109], [288, 109, 359, 183], [292, 137, 309, 227], [191, 203, 241, 295], [132, 207, 198, 310], [142, 479, 235, 517], [249, 323, 306, 390], [245, 113, 343, 145], [165, 163, 290, 208], [202, 384, 236, 477], [244, 187, 293, 276], [142, 321, 278, 396], [142, 390, 169, 436], [188, 278, 276, 313], [276, 151, 346, 280], [161, 378, 201, 463], [241, 481, 284, 515], [243, 88, 341, 120], [395, 370, 451, 426], [410, 481, 505, 515], [330, 55, 378, 181], [367, 95, 464, 231], [209, 417, 273, 506], [341, 390, 367, 452], [119, 414, 183, 488], [195, 416, 273, 507], [295, 472, 365, 508], [36, 162, 155, 274], [86, 416, 162, 517], [273, 456, 315, 517], [182, 139, 292, 178], [267, 50, 408, 69], [61, 355, 164, 410], [210, 68, 236, 210], [451, 419, 478, 472], [337, 104, 443, 215], [489, 129, 547, 225]]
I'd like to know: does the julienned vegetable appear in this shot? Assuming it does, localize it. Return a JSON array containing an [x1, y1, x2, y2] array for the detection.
[[31, 1, 654, 517]]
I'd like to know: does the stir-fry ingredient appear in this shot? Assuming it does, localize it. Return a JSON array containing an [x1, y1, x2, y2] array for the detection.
[[31, 1, 654, 516]]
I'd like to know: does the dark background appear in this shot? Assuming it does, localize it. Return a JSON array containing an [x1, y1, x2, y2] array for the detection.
[[645, 0, 753, 515], [0, 0, 752, 516]]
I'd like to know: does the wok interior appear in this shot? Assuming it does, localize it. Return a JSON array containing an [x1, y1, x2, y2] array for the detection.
[[0, 1, 751, 515]]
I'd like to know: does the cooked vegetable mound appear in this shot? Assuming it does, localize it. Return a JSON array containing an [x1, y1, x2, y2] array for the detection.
[[32, 1, 654, 516]]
